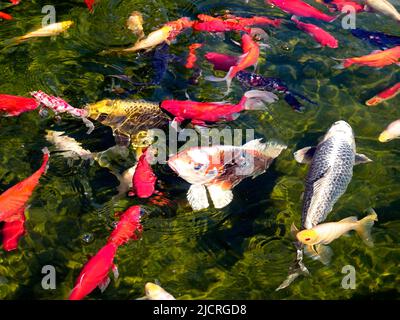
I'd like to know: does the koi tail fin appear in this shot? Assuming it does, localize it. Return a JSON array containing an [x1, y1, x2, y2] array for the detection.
[[355, 209, 378, 247], [242, 90, 279, 110], [331, 57, 350, 69], [205, 66, 234, 95]]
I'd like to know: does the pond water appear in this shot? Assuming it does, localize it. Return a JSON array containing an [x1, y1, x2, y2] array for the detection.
[[0, 0, 399, 299]]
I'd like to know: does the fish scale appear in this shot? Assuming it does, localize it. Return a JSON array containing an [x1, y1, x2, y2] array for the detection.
[[302, 134, 355, 229]]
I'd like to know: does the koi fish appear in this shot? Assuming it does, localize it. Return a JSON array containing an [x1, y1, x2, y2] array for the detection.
[[266, 0, 336, 22], [0, 94, 39, 116], [205, 33, 260, 94], [351, 28, 400, 50], [111, 43, 181, 86], [9, 0, 20, 4], [193, 14, 249, 33], [45, 130, 94, 160], [185, 43, 203, 69], [292, 210, 378, 264], [365, 0, 400, 23], [69, 206, 143, 300], [118, 17, 193, 53], [84, 0, 96, 12], [139, 283, 176, 300], [334, 46, 400, 68], [378, 119, 400, 142], [31, 91, 94, 134], [2, 208, 26, 251], [235, 71, 317, 111], [0, 148, 49, 222], [168, 139, 286, 210], [204, 53, 316, 111], [366, 82, 400, 106], [291, 16, 338, 48], [0, 12, 12, 20], [161, 90, 278, 127], [129, 148, 157, 198], [127, 11, 144, 40], [225, 15, 282, 28], [10, 21, 73, 43]]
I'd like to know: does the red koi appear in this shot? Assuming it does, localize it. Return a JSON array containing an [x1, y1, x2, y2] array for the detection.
[[205, 52, 239, 71], [2, 208, 26, 251], [108, 206, 143, 246], [9, 0, 20, 4], [225, 15, 282, 28], [366, 82, 400, 106], [336, 46, 400, 68], [84, 0, 96, 12], [160, 90, 277, 126], [0, 148, 49, 222], [69, 206, 142, 300], [193, 14, 250, 33], [129, 149, 157, 199], [206, 33, 260, 93], [185, 43, 203, 69], [0, 94, 39, 116], [291, 16, 338, 48], [0, 12, 12, 20], [266, 0, 336, 22]]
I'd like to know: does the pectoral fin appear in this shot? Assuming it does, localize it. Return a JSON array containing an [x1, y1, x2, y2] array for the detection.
[[98, 276, 111, 293], [315, 244, 333, 265], [187, 185, 209, 211], [294, 146, 316, 164], [207, 184, 233, 209], [355, 153, 372, 165]]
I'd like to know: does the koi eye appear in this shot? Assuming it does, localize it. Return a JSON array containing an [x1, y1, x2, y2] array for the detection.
[[194, 163, 203, 171], [305, 238, 311, 242]]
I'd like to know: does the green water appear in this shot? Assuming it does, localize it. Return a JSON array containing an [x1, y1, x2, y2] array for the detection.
[[0, 0, 399, 300]]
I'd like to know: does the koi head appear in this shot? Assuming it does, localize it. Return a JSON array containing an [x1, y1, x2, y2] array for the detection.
[[85, 99, 115, 120], [296, 229, 319, 245], [323, 120, 355, 147], [168, 147, 222, 185], [145, 282, 175, 300], [61, 21, 74, 31]]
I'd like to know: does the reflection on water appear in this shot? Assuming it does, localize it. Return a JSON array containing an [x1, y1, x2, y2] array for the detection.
[[0, 0, 399, 299]]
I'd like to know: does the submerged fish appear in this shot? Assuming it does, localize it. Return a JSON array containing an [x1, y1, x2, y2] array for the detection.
[[0, 148, 49, 222], [295, 121, 372, 230], [161, 90, 277, 127], [365, 0, 400, 23], [378, 119, 400, 142], [205, 33, 260, 94], [11, 21, 73, 43], [127, 11, 144, 40], [366, 82, 400, 106], [140, 282, 176, 300], [31, 91, 94, 134], [69, 206, 143, 300], [293, 210, 378, 264], [0, 12, 12, 20], [85, 99, 170, 148], [351, 28, 400, 50], [266, 0, 336, 22], [0, 94, 39, 116], [316, 0, 364, 13], [168, 139, 286, 211], [84, 0, 96, 12], [185, 43, 203, 69], [45, 130, 93, 160], [334, 46, 400, 69], [2, 207, 26, 252], [291, 16, 338, 48], [129, 148, 157, 198]]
